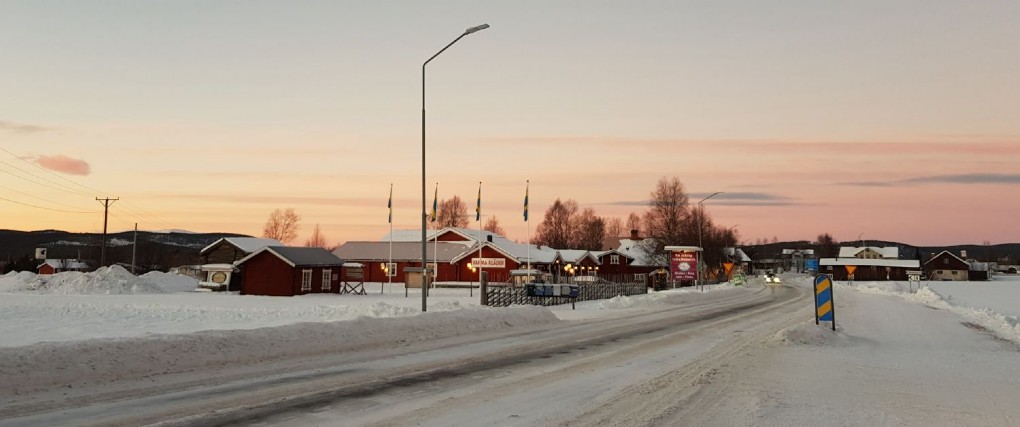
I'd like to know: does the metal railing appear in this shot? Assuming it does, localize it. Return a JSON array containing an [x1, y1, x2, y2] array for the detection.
[[482, 279, 647, 308]]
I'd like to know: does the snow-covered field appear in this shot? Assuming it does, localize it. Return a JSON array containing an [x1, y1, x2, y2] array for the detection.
[[2, 268, 1020, 425]]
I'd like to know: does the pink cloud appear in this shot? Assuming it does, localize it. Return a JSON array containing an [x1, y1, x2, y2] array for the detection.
[[36, 154, 91, 176]]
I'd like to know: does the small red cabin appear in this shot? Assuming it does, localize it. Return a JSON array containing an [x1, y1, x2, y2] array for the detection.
[[237, 246, 344, 296]]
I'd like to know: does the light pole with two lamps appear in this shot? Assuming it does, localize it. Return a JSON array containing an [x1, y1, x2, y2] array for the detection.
[[421, 23, 490, 312]]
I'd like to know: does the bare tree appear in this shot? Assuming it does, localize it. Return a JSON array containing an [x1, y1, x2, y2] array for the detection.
[[815, 233, 838, 258], [436, 196, 469, 228], [483, 215, 506, 237], [304, 224, 329, 249], [626, 212, 641, 236], [263, 208, 301, 244], [640, 177, 691, 265], [572, 208, 606, 250], [605, 217, 624, 238], [534, 198, 578, 249]]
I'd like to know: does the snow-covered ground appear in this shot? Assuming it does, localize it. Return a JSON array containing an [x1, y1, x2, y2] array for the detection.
[[2, 269, 1020, 425]]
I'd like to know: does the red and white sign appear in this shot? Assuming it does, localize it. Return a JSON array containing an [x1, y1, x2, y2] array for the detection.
[[670, 251, 698, 281], [471, 258, 506, 268]]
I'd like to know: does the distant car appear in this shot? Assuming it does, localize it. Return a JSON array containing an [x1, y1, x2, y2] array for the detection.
[[764, 272, 781, 284]]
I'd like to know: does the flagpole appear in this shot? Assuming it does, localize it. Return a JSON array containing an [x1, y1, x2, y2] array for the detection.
[[526, 180, 531, 273], [388, 183, 392, 295], [475, 181, 482, 297], [433, 182, 438, 289]]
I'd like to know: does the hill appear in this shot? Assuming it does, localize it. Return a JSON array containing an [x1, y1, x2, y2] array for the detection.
[[0, 229, 253, 273]]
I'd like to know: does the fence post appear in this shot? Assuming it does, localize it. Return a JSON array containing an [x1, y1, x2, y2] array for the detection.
[[480, 271, 489, 306]]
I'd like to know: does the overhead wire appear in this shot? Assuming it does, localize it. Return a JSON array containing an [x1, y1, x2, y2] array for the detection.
[[1, 147, 179, 230]]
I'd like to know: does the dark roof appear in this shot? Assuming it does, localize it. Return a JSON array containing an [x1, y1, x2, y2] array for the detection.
[[239, 246, 344, 267]]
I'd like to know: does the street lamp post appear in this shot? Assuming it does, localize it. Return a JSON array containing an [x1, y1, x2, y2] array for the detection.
[[697, 192, 723, 291], [421, 23, 489, 312]]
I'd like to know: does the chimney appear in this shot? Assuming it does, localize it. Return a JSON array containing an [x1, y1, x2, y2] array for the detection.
[[630, 229, 639, 239], [487, 235, 493, 243]]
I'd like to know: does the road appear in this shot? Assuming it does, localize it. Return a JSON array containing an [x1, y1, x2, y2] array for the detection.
[[0, 282, 809, 427]]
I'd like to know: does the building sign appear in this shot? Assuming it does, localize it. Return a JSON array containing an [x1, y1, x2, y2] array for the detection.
[[670, 251, 698, 281], [471, 258, 506, 269], [805, 259, 819, 271]]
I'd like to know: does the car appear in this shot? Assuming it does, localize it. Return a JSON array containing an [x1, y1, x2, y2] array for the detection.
[[764, 272, 781, 284]]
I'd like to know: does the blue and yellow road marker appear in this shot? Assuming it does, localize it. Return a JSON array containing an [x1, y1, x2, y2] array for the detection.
[[814, 274, 836, 331]]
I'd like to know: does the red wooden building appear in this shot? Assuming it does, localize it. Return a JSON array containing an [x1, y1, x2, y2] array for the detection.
[[923, 251, 970, 281], [237, 246, 344, 296]]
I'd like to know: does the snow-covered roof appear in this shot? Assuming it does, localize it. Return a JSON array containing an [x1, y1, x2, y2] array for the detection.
[[838, 246, 899, 259], [333, 241, 473, 263], [37, 259, 89, 270], [237, 246, 343, 267], [592, 249, 635, 261], [383, 227, 560, 264], [819, 258, 920, 268], [781, 249, 815, 256], [923, 250, 968, 267], [557, 250, 599, 265], [615, 238, 662, 267], [200, 237, 284, 255]]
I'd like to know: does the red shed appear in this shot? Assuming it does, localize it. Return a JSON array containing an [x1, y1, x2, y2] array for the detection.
[[237, 246, 344, 296]]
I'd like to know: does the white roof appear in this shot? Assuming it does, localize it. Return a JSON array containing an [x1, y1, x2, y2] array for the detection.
[[557, 250, 598, 264], [616, 238, 661, 267], [37, 259, 89, 270], [385, 227, 561, 264], [820, 258, 919, 268], [781, 249, 815, 255], [200, 237, 284, 255], [838, 246, 899, 259]]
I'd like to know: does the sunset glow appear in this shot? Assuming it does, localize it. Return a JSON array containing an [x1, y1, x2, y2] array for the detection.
[[2, 1, 1018, 246]]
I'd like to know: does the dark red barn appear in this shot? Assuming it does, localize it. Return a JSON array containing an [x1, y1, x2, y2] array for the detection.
[[237, 246, 344, 296]]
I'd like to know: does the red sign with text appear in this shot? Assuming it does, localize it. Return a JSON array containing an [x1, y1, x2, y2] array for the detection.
[[670, 251, 699, 281]]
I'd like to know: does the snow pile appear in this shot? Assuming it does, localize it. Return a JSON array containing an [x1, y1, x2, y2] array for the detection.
[[0, 267, 200, 295], [770, 323, 850, 346], [139, 270, 200, 293], [0, 305, 561, 395], [843, 280, 1020, 346], [906, 287, 1020, 344]]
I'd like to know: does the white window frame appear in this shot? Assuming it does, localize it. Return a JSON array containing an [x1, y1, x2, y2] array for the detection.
[[610, 254, 620, 265], [386, 262, 397, 277], [321, 269, 332, 291], [301, 269, 313, 291]]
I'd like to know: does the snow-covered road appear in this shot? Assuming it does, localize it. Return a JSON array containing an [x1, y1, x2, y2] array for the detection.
[[0, 283, 807, 426]]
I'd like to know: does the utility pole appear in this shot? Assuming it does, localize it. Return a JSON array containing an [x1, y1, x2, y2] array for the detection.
[[96, 197, 119, 268], [131, 222, 138, 274]]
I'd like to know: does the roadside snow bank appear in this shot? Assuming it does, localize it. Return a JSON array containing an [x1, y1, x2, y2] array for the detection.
[[842, 281, 1020, 345], [0, 266, 197, 294], [0, 305, 559, 396]]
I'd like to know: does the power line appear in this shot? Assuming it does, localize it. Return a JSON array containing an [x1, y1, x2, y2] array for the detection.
[[0, 183, 96, 212], [0, 196, 97, 214], [1, 147, 179, 231]]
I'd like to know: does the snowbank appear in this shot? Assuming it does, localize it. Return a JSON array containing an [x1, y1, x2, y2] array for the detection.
[[842, 279, 1020, 346], [0, 266, 198, 294], [0, 305, 560, 395]]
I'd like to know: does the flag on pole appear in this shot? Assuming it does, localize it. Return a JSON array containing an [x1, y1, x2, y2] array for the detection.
[[523, 180, 529, 221], [430, 184, 438, 223], [387, 184, 393, 224], [475, 182, 482, 222]]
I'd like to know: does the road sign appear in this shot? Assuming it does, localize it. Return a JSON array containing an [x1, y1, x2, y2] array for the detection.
[[844, 265, 857, 276], [814, 274, 836, 330], [723, 262, 734, 275]]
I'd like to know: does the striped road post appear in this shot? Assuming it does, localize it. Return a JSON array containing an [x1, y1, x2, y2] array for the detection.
[[814, 274, 836, 331]]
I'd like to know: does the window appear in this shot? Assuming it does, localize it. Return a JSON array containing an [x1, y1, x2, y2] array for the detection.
[[386, 263, 397, 277], [610, 255, 620, 265], [321, 269, 331, 291], [634, 273, 646, 282], [943, 258, 949, 265], [301, 269, 312, 291], [826, 265, 833, 271]]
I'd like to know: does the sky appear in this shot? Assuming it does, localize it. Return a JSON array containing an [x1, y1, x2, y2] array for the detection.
[[2, 1, 1019, 247]]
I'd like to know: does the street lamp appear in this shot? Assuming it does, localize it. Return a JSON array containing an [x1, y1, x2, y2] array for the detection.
[[421, 23, 489, 312], [697, 192, 723, 291]]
